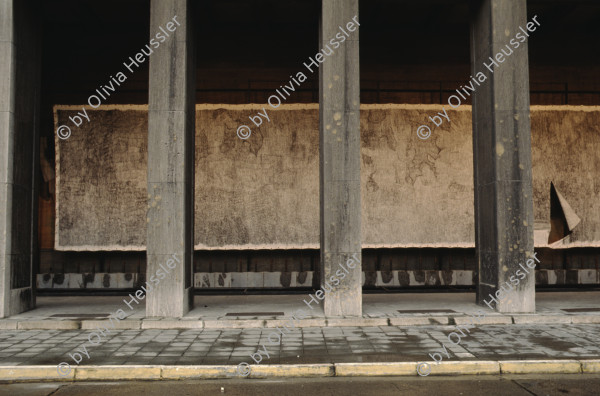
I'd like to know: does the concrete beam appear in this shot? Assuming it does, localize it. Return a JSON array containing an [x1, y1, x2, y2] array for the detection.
[[319, 0, 361, 316], [470, 0, 535, 313], [146, 0, 195, 317], [0, 0, 40, 317]]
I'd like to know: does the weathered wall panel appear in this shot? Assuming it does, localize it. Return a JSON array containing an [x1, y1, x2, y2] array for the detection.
[[54, 108, 148, 250], [531, 109, 600, 246], [54, 104, 600, 250]]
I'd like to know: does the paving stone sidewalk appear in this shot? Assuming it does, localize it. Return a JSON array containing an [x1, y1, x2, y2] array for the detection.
[[1, 323, 600, 367]]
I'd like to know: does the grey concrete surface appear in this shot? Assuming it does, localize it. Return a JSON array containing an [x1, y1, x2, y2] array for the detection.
[[470, 0, 535, 313], [146, 0, 195, 317], [2, 375, 600, 396], [0, 0, 40, 317], [319, 0, 362, 316], [6, 292, 600, 322]]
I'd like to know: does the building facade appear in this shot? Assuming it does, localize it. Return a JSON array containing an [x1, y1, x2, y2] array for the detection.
[[2, 0, 599, 318]]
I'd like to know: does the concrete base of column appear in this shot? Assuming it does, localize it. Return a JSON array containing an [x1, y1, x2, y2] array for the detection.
[[323, 252, 362, 317]]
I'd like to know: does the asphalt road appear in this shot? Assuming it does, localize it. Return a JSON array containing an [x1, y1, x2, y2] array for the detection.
[[2, 375, 600, 396]]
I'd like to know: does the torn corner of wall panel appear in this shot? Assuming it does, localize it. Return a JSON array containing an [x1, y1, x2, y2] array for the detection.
[[549, 181, 582, 244]]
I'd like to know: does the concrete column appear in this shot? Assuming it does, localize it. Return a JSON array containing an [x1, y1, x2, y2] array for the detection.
[[0, 0, 41, 318], [146, 0, 195, 317], [470, 0, 535, 313], [319, 0, 361, 316]]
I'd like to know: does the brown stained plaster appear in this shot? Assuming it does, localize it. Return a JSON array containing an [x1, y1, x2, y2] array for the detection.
[[53, 107, 62, 251], [53, 104, 600, 112], [52, 104, 600, 251], [192, 242, 481, 250]]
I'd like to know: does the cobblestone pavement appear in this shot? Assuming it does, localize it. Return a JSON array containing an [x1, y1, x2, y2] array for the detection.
[[1, 323, 599, 366]]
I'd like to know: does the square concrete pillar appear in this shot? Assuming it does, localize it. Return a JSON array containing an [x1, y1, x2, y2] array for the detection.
[[470, 0, 535, 313], [0, 0, 41, 318], [319, 0, 362, 317], [146, 0, 195, 317]]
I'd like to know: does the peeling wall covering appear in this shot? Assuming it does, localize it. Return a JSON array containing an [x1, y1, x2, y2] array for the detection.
[[54, 104, 600, 250]]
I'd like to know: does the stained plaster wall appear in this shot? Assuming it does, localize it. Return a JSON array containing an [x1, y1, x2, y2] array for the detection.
[[53, 104, 600, 250]]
